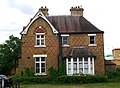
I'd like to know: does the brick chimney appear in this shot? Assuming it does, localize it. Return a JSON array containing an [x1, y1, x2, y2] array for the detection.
[[39, 6, 49, 16], [70, 6, 84, 16]]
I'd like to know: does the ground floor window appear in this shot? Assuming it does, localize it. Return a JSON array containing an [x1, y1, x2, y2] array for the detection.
[[66, 57, 94, 75], [33, 55, 47, 75]]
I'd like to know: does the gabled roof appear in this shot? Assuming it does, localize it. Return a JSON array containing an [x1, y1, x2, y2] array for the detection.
[[47, 16, 104, 34], [20, 9, 58, 35], [21, 9, 103, 35], [63, 47, 95, 58]]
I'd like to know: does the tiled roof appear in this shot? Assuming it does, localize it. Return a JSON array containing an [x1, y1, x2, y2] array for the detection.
[[105, 60, 116, 65], [63, 47, 95, 58], [47, 16, 103, 34], [112, 48, 120, 50]]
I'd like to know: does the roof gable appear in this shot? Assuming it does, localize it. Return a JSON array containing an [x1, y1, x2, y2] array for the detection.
[[21, 9, 58, 35]]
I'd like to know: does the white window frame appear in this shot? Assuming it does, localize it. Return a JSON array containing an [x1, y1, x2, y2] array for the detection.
[[88, 34, 97, 46], [66, 57, 94, 75], [33, 54, 47, 75], [35, 33, 46, 47], [61, 34, 69, 47]]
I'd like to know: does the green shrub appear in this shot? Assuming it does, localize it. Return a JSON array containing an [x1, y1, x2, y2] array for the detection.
[[56, 75, 108, 84], [23, 68, 34, 77], [108, 76, 120, 83], [12, 76, 53, 84], [116, 67, 120, 73], [106, 70, 120, 78], [48, 66, 59, 79]]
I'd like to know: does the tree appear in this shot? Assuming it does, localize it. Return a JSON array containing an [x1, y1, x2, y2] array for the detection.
[[0, 35, 21, 75]]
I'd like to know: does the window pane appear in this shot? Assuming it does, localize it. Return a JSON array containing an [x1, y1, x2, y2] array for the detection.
[[37, 35, 40, 38], [63, 37, 67, 40], [36, 68, 40, 73], [68, 70, 71, 74], [37, 40, 40, 45], [68, 63, 71, 74], [36, 63, 39, 68], [79, 69, 83, 74], [90, 36, 95, 44], [84, 58, 88, 63], [79, 58, 82, 61], [84, 68, 88, 74], [91, 68, 93, 73], [68, 63, 71, 68], [63, 41, 67, 45], [41, 35, 44, 38], [79, 63, 83, 68], [73, 58, 77, 62], [41, 57, 45, 61], [73, 63, 77, 74], [41, 63, 45, 67], [41, 39, 44, 45], [68, 58, 71, 62], [62, 36, 68, 45], [36, 57, 39, 62], [84, 63, 88, 68], [41, 68, 45, 73]]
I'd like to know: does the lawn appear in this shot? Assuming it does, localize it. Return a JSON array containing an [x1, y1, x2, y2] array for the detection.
[[21, 83, 120, 88]]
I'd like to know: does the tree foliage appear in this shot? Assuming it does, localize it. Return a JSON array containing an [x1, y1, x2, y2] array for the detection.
[[0, 35, 21, 75]]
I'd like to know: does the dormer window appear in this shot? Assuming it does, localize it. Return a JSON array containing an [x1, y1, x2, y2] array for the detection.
[[61, 34, 69, 47], [35, 26, 46, 47], [88, 34, 97, 46]]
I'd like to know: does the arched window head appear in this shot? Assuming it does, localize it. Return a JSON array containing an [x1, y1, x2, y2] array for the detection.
[[35, 26, 46, 33], [34, 26, 46, 47]]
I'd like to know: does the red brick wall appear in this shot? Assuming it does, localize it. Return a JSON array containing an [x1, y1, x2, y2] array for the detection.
[[18, 18, 105, 74], [62, 33, 105, 74], [19, 18, 59, 74]]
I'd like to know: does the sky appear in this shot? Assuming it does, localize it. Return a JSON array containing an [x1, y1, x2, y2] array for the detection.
[[0, 0, 120, 55]]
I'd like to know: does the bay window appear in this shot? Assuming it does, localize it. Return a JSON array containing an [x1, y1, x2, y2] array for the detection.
[[66, 57, 94, 75]]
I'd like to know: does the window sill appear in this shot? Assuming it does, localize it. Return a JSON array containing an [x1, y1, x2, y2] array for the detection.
[[34, 73, 47, 76], [88, 44, 97, 46], [34, 45, 46, 48], [62, 45, 70, 47]]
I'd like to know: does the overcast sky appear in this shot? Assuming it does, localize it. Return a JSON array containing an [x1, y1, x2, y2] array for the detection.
[[0, 0, 120, 55]]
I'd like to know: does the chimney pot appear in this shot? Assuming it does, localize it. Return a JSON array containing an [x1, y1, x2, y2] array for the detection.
[[39, 6, 49, 16], [70, 6, 84, 16]]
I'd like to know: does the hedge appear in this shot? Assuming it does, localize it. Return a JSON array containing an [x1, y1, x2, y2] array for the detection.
[[12, 76, 53, 84], [56, 75, 108, 84], [12, 74, 108, 84]]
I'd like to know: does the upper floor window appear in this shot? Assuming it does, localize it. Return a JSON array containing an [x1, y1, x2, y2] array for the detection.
[[61, 34, 69, 47], [88, 34, 96, 46], [35, 33, 45, 47], [35, 26, 46, 47], [90, 36, 95, 44]]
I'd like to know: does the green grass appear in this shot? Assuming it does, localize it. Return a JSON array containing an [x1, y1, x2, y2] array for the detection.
[[21, 83, 120, 88]]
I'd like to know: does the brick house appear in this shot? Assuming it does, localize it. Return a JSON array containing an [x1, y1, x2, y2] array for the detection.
[[111, 48, 120, 67], [19, 6, 105, 75]]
